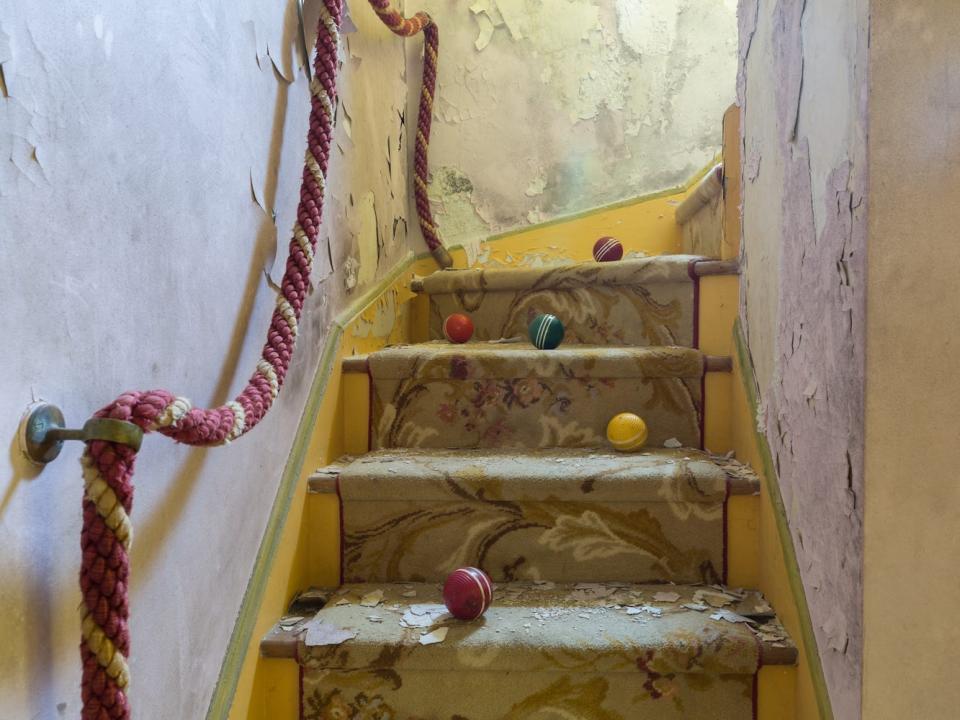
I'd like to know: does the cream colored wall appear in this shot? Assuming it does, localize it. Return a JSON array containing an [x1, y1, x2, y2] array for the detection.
[[405, 0, 738, 262], [863, 4, 960, 718], [0, 2, 413, 718], [738, 1, 868, 717]]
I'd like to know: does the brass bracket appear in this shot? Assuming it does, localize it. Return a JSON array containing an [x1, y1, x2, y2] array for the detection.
[[18, 402, 144, 466]]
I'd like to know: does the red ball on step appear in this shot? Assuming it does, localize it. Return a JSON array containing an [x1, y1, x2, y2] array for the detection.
[[593, 236, 624, 262], [443, 567, 493, 620], [443, 313, 474, 343]]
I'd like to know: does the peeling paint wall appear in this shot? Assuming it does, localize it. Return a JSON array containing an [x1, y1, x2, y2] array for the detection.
[[863, 4, 960, 718], [738, 1, 868, 718], [405, 0, 739, 261], [0, 1, 411, 717]]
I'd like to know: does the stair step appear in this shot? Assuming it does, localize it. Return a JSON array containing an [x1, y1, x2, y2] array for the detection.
[[364, 342, 714, 449], [410, 254, 737, 346], [264, 582, 795, 718], [311, 448, 758, 584]]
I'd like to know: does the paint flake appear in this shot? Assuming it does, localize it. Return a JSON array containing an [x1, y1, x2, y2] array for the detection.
[[419, 627, 449, 645], [710, 610, 755, 625], [360, 590, 383, 607], [303, 618, 358, 646]]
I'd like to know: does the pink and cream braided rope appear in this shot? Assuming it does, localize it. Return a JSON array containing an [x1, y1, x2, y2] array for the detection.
[[368, 0, 452, 269], [78, 4, 345, 718]]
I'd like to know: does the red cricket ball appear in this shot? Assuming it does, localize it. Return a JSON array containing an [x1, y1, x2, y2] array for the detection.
[[593, 236, 624, 262], [443, 313, 474, 344], [443, 567, 493, 620]]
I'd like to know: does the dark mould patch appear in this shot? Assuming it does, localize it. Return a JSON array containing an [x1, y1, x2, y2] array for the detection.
[[440, 168, 474, 195]]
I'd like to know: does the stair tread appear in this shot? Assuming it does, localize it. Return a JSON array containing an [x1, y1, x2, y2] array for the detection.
[[263, 582, 796, 670], [415, 254, 708, 294], [310, 448, 759, 499], [368, 341, 706, 379]]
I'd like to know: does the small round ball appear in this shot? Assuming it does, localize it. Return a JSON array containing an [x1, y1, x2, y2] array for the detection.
[[443, 567, 493, 620], [443, 313, 474, 344], [593, 236, 624, 262], [606, 412, 648, 452], [529, 313, 565, 350]]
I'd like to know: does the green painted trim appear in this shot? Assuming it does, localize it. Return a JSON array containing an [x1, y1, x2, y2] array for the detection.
[[204, 253, 421, 720], [732, 319, 835, 720]]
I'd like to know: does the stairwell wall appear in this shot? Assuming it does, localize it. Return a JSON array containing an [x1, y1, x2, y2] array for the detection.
[[0, 2, 416, 718], [405, 0, 739, 263], [737, 1, 868, 718]]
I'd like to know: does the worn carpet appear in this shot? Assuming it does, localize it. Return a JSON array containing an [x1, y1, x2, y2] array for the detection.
[[421, 256, 702, 347], [369, 343, 704, 450]]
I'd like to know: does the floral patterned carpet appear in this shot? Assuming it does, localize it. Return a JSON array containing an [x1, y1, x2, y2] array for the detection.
[[299, 582, 788, 720], [421, 256, 701, 347], [369, 343, 704, 450], [291, 256, 791, 718], [338, 448, 758, 585]]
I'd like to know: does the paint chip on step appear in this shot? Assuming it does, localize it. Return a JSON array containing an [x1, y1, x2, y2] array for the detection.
[[303, 618, 358, 646], [419, 627, 449, 645], [710, 610, 755, 625], [360, 589, 384, 607]]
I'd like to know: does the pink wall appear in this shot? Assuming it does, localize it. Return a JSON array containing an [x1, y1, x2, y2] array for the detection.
[[738, 1, 868, 717]]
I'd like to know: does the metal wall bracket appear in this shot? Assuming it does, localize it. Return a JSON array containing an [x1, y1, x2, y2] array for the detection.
[[18, 402, 144, 466]]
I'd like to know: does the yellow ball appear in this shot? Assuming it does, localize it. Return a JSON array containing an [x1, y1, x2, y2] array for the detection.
[[606, 413, 648, 452]]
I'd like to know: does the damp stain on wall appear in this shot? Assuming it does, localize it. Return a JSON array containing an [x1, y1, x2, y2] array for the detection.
[[407, 0, 738, 262]]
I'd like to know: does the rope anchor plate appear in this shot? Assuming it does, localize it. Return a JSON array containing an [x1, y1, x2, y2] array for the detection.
[[18, 402, 144, 465]]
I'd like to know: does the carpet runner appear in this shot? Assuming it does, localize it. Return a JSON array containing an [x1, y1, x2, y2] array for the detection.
[[294, 582, 791, 720], [416, 255, 704, 347], [267, 251, 795, 719], [313, 448, 758, 585], [368, 342, 704, 449]]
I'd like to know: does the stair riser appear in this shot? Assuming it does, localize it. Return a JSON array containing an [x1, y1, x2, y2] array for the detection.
[[301, 669, 755, 720], [372, 375, 702, 449], [342, 498, 725, 584], [428, 282, 696, 346]]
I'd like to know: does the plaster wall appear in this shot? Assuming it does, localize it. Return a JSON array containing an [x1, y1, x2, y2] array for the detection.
[[0, 2, 411, 718], [863, 4, 960, 718], [738, 1, 868, 717], [405, 0, 739, 261]]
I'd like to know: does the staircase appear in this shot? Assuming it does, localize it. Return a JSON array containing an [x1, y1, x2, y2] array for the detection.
[[260, 253, 796, 719]]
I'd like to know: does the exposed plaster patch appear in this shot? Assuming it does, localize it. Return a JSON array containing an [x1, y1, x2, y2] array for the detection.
[[427, 166, 490, 261], [343, 255, 360, 291], [494, 1, 524, 41], [737, 0, 760, 106], [351, 289, 398, 339], [356, 191, 379, 288], [772, 0, 807, 142], [615, 0, 678, 58], [525, 168, 547, 197]]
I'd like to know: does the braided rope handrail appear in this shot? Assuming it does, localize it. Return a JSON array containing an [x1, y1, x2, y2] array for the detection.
[[368, 0, 452, 269], [75, 3, 447, 717]]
